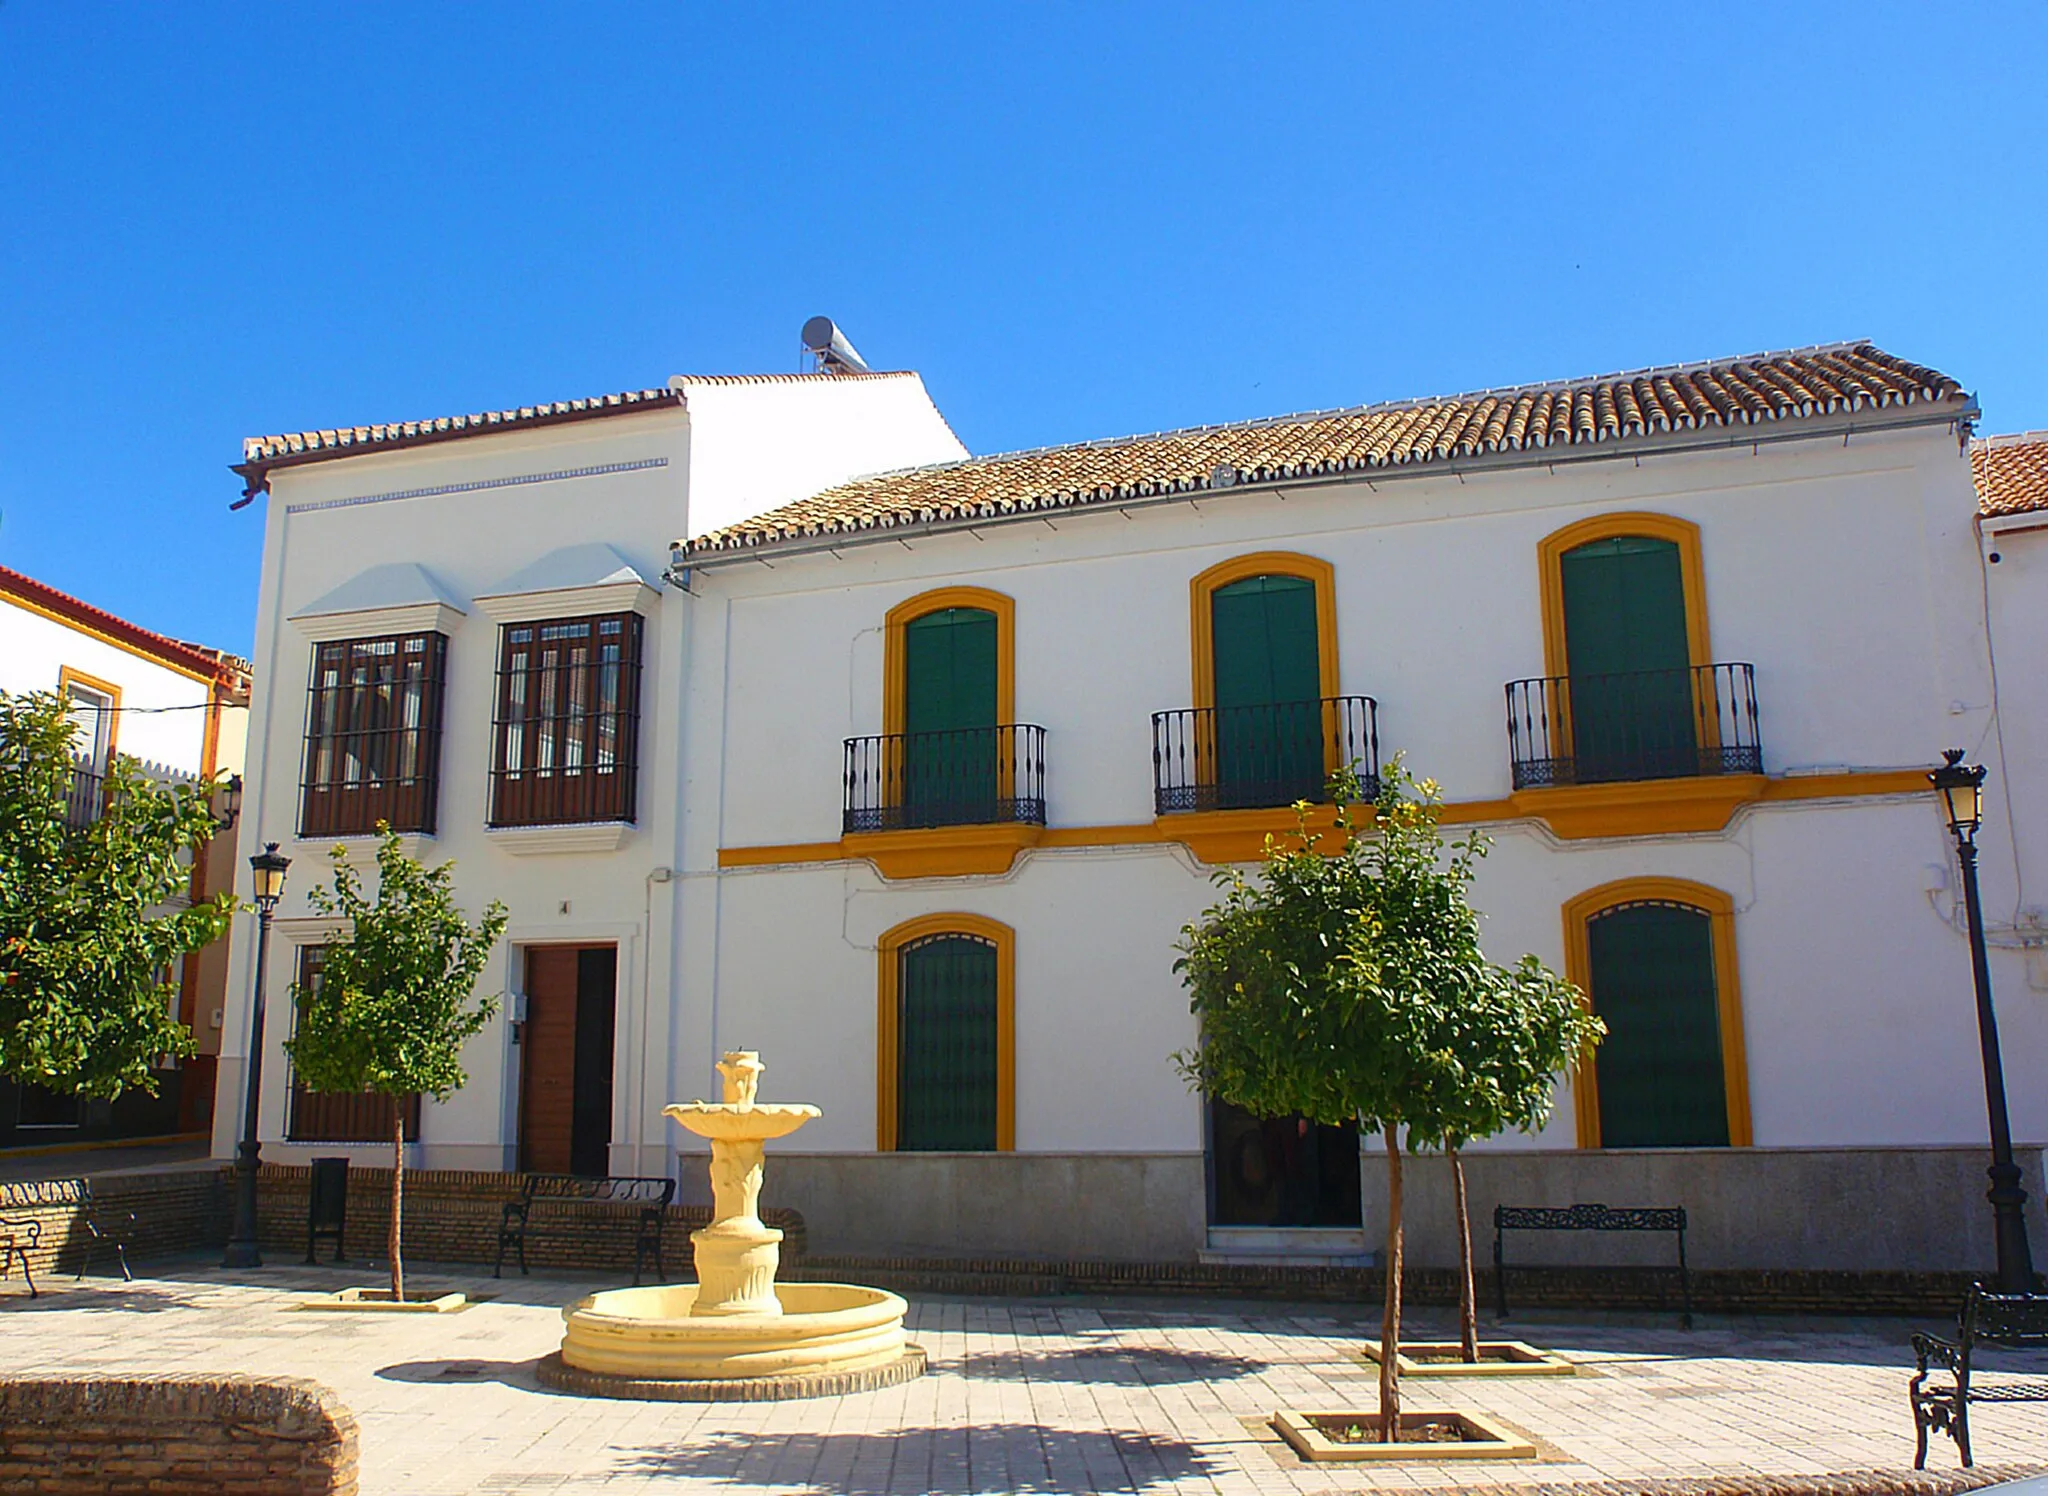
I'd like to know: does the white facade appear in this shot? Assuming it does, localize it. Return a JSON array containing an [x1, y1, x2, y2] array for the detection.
[[218, 350, 2048, 1270]]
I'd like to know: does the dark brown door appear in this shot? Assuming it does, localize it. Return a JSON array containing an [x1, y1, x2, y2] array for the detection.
[[520, 946, 617, 1176]]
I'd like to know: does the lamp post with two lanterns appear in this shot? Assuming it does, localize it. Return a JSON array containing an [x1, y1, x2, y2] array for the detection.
[[222, 842, 291, 1270], [1929, 748, 2037, 1293]]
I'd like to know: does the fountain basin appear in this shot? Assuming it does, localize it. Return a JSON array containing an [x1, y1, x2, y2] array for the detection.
[[558, 1282, 910, 1382]]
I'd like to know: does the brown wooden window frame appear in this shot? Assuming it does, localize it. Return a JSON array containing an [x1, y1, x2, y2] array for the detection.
[[284, 946, 421, 1144], [489, 612, 643, 828], [298, 631, 448, 838]]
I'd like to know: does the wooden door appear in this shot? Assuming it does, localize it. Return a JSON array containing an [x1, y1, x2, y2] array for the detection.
[[1585, 902, 1729, 1147], [1560, 536, 1696, 780], [520, 945, 616, 1177], [902, 606, 999, 825]]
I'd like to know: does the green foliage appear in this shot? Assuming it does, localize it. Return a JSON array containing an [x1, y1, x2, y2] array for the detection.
[[284, 827, 508, 1103], [0, 689, 235, 1099], [1173, 759, 1601, 1146]]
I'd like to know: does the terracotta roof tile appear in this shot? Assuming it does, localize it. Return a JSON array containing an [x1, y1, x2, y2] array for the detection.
[[684, 342, 1966, 557], [1973, 431, 2048, 519]]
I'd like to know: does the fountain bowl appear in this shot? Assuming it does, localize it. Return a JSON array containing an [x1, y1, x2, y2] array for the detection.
[[541, 1282, 924, 1401]]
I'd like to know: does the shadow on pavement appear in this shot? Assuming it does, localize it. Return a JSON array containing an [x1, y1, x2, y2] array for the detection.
[[956, 1342, 1265, 1384], [376, 1357, 545, 1389], [614, 1423, 1224, 1494]]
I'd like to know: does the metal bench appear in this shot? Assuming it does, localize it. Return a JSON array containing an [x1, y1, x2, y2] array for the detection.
[[494, 1174, 675, 1284], [0, 1214, 42, 1297], [1494, 1202, 1692, 1328], [1, 1179, 133, 1285], [1912, 1283, 2048, 1468]]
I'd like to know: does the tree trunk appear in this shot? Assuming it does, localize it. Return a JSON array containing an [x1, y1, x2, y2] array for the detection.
[[389, 1101, 405, 1303], [1452, 1146, 1478, 1362], [1378, 1122, 1404, 1442]]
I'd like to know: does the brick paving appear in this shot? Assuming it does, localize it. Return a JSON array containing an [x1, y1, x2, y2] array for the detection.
[[2, 1260, 2044, 1495]]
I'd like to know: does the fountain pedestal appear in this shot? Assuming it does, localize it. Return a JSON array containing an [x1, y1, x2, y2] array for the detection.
[[540, 1050, 923, 1401]]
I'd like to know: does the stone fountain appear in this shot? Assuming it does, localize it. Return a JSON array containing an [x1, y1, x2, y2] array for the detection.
[[538, 1051, 921, 1400]]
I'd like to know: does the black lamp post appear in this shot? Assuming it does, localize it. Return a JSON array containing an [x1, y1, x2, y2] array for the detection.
[[1930, 749, 2037, 1292], [223, 842, 290, 1270]]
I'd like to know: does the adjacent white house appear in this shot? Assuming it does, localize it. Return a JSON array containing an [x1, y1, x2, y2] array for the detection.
[[0, 564, 250, 1143], [217, 336, 2048, 1276]]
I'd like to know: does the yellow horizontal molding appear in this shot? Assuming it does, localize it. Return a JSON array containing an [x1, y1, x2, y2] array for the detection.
[[715, 768, 1935, 875]]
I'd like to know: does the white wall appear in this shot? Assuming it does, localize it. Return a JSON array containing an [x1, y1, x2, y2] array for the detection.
[[0, 594, 212, 772]]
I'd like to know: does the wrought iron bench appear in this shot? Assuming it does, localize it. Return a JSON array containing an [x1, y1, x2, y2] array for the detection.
[[0, 1214, 42, 1297], [0, 1178, 133, 1285], [1911, 1283, 2048, 1468], [494, 1174, 675, 1284], [1494, 1202, 1692, 1328]]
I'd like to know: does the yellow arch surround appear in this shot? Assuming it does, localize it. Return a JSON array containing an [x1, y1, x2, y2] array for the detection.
[[1537, 512, 1712, 682], [1188, 551, 1340, 711], [1561, 876, 1752, 1150], [882, 586, 1016, 741], [874, 912, 1016, 1153]]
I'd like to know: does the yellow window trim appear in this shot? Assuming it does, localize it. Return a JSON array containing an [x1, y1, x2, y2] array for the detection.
[[1537, 512, 1712, 680], [875, 912, 1016, 1153], [1561, 876, 1753, 1151], [57, 666, 123, 759], [1188, 552, 1340, 711], [882, 586, 1016, 740]]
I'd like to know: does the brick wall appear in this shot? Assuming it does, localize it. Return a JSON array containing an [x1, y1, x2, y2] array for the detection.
[[0, 1375, 357, 1495], [249, 1164, 807, 1275], [0, 1170, 224, 1284]]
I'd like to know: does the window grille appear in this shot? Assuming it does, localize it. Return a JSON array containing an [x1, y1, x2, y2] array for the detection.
[[490, 612, 643, 827], [299, 632, 447, 837]]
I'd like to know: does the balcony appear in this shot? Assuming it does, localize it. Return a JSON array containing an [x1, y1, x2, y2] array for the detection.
[[842, 724, 1048, 835], [1151, 697, 1380, 815], [1505, 663, 1761, 790], [64, 762, 106, 829]]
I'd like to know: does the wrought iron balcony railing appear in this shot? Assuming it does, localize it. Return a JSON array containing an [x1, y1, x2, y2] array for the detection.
[[1151, 696, 1380, 815], [842, 724, 1048, 834], [1505, 662, 1761, 790]]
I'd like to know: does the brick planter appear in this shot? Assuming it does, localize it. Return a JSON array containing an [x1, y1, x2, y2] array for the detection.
[[0, 1375, 357, 1495]]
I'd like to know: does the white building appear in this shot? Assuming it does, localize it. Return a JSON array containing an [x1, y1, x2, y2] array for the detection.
[[219, 339, 2048, 1275], [0, 564, 250, 1143]]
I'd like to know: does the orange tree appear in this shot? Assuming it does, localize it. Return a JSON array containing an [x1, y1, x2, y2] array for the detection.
[[0, 689, 234, 1099], [1174, 762, 1596, 1435], [285, 828, 505, 1302]]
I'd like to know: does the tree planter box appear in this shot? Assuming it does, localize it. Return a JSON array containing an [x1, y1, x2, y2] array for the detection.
[[1273, 1408, 1537, 1462], [295, 1287, 467, 1314], [1356, 1339, 1574, 1376]]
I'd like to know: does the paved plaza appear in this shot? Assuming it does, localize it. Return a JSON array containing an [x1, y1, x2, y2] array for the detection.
[[3, 1261, 2045, 1495]]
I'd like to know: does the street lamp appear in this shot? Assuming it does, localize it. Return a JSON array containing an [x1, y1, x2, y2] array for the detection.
[[223, 842, 290, 1270], [1930, 749, 2036, 1292]]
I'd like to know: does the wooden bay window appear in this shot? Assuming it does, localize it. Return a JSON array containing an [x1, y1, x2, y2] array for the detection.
[[299, 632, 447, 837], [490, 612, 643, 827]]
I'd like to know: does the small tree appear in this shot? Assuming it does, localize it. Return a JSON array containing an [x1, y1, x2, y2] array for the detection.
[[0, 689, 234, 1098], [1175, 761, 1593, 1437], [285, 828, 505, 1301]]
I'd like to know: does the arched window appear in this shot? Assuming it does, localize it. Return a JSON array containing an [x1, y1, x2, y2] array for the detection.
[[873, 588, 1019, 830], [1525, 513, 1760, 786], [1563, 879, 1751, 1148], [1184, 553, 1347, 810], [875, 914, 1015, 1151]]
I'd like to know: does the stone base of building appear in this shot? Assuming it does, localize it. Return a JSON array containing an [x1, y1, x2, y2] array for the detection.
[[750, 1145, 2048, 1274]]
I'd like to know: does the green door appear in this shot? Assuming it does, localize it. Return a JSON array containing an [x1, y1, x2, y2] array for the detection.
[[1210, 575, 1323, 809], [1560, 536, 1696, 781], [1586, 903, 1729, 1147], [902, 607, 999, 826], [897, 934, 999, 1151]]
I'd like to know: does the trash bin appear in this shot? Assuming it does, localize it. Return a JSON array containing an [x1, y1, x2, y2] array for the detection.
[[307, 1156, 349, 1265]]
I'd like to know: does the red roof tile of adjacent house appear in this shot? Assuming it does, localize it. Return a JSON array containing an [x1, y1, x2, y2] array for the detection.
[[232, 370, 922, 498], [684, 342, 1968, 557], [0, 565, 247, 684], [1973, 431, 2048, 519]]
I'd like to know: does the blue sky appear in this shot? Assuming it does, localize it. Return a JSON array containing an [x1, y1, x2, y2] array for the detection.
[[2, 4, 2043, 655]]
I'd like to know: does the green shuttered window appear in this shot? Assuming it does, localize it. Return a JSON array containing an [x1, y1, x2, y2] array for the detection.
[[903, 607, 999, 824], [896, 933, 1000, 1152], [1210, 574, 1323, 808], [1586, 901, 1729, 1148], [1560, 536, 1697, 782]]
